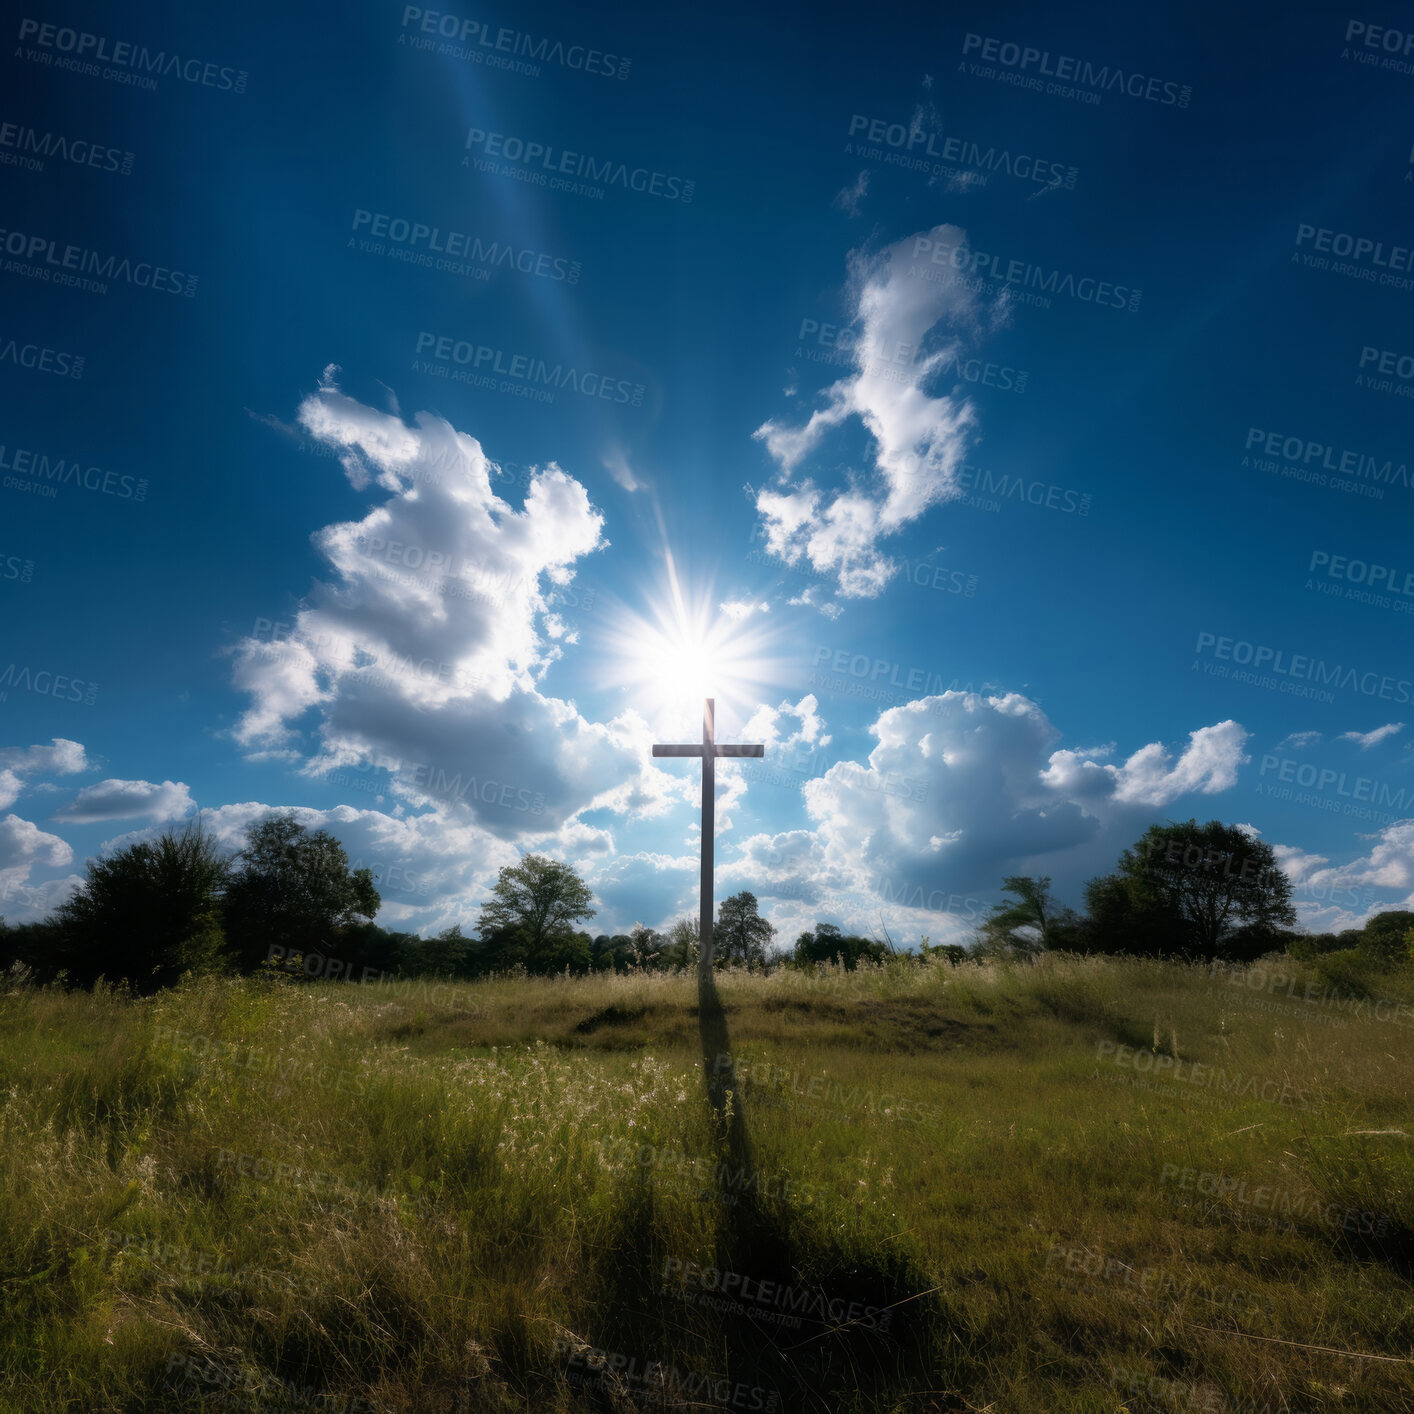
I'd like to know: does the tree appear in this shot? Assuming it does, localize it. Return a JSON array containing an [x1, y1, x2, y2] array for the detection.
[[713, 891, 776, 968], [405, 924, 471, 977], [1085, 820, 1296, 960], [1360, 911, 1414, 964], [659, 916, 700, 970], [625, 925, 662, 970], [222, 814, 380, 971], [793, 923, 888, 969], [1080, 872, 1185, 958], [976, 876, 1082, 955], [56, 818, 230, 990], [475, 854, 595, 976], [590, 934, 618, 972]]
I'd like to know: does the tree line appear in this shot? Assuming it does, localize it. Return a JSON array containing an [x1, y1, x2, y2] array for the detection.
[[2, 812, 1407, 994], [972, 817, 1412, 968], [0, 815, 792, 991]]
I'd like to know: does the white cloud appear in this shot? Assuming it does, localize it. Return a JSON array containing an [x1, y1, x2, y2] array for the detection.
[[720, 599, 769, 621], [0, 740, 95, 814], [1339, 723, 1404, 750], [0, 739, 91, 775], [233, 377, 654, 841], [753, 224, 990, 599], [1271, 824, 1414, 932], [1277, 730, 1322, 750], [1106, 721, 1249, 806], [787, 584, 843, 619], [0, 814, 72, 897], [742, 694, 832, 755], [1037, 722, 1250, 808], [57, 779, 195, 824], [725, 693, 1250, 941]]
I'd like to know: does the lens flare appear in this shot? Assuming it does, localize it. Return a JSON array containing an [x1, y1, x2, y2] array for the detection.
[[595, 554, 781, 738]]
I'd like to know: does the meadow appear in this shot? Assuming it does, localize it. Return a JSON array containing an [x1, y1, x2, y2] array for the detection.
[[1, 952, 1411, 1413]]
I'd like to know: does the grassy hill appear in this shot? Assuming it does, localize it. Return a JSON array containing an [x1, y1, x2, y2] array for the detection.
[[1, 952, 1411, 1412]]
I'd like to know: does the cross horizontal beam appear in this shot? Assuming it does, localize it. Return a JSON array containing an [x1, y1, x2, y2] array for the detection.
[[652, 744, 765, 758]]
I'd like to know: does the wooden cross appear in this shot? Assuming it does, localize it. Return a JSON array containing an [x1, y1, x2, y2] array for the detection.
[[653, 698, 763, 969]]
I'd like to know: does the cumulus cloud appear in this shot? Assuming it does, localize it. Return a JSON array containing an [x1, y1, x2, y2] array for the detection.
[[1339, 723, 1404, 750], [1105, 722, 1249, 806], [0, 814, 72, 897], [233, 375, 655, 841], [1272, 823, 1414, 932], [726, 693, 1250, 941], [1277, 730, 1322, 750], [590, 850, 701, 933], [57, 779, 195, 824], [0, 739, 91, 776], [753, 224, 991, 598], [0, 739, 94, 814], [1037, 722, 1249, 808], [742, 694, 832, 755]]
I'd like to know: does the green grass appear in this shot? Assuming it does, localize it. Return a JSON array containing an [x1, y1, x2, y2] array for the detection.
[[0, 953, 1411, 1412]]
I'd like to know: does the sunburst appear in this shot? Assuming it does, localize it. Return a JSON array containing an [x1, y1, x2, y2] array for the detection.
[[595, 550, 781, 739]]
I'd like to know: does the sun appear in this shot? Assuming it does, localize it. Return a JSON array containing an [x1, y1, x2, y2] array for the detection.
[[654, 629, 722, 704], [596, 558, 781, 737]]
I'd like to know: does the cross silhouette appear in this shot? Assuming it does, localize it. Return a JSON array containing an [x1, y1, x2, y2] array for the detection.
[[653, 698, 763, 968]]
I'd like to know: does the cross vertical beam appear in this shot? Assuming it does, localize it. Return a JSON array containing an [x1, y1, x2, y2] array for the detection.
[[700, 698, 715, 966], [653, 698, 764, 969]]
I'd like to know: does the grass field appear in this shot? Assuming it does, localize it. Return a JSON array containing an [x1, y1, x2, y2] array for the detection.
[[1, 952, 1411, 1413]]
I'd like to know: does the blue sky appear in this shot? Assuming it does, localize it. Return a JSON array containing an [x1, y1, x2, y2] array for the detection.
[[4, 0, 1414, 943]]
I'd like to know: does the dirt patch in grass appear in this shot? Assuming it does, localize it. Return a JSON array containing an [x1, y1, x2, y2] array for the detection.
[[574, 1004, 650, 1035]]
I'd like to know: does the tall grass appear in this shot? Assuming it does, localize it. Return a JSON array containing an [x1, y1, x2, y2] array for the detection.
[[0, 953, 1411, 1411]]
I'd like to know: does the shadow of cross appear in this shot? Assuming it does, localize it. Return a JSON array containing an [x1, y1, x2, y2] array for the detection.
[[653, 699, 764, 1154]]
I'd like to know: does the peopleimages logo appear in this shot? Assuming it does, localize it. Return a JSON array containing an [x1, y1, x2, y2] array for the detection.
[[0, 442, 147, 500], [0, 664, 98, 705], [960, 33, 1191, 106], [909, 234, 1141, 313], [1358, 344, 1414, 399], [463, 128, 694, 202], [1343, 19, 1414, 75], [1193, 631, 1413, 704], [1244, 428, 1411, 492], [1294, 223, 1414, 287], [0, 228, 197, 297], [0, 120, 133, 175], [400, 7, 630, 79], [958, 461, 1091, 513], [794, 318, 1029, 393], [1308, 549, 1414, 606], [414, 331, 645, 405], [1257, 753, 1414, 814], [350, 209, 580, 283], [15, 19, 247, 92], [0, 338, 83, 378], [845, 114, 1077, 189]]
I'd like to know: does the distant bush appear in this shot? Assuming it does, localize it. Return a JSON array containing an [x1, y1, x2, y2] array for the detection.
[[793, 923, 889, 970], [53, 818, 229, 991], [1309, 948, 1382, 1000]]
